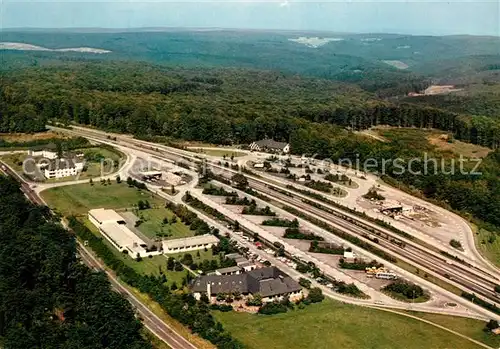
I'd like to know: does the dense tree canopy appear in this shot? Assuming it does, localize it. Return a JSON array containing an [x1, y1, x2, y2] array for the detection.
[[0, 176, 151, 349], [1, 60, 499, 230], [1, 62, 499, 148]]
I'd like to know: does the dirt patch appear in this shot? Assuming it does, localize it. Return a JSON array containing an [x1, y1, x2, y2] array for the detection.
[[356, 129, 389, 143], [0, 131, 66, 143], [427, 133, 492, 158]]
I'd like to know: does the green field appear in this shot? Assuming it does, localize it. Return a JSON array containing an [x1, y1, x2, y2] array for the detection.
[[42, 182, 165, 216], [407, 311, 500, 348], [214, 300, 491, 349], [136, 207, 194, 240]]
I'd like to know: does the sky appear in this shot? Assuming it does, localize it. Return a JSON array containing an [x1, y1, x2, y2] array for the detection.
[[0, 0, 499, 36]]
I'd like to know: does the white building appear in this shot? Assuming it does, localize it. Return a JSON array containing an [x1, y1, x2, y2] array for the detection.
[[249, 139, 290, 154], [43, 158, 84, 179], [162, 234, 219, 254], [28, 144, 58, 159], [215, 266, 242, 276], [343, 251, 356, 263], [88, 208, 161, 258]]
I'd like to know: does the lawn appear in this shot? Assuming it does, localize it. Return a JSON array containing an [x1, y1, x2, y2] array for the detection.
[[214, 300, 487, 349], [42, 182, 165, 216], [475, 225, 500, 268], [168, 248, 218, 264], [0, 153, 29, 172], [408, 311, 500, 348], [77, 146, 125, 179], [135, 207, 194, 240]]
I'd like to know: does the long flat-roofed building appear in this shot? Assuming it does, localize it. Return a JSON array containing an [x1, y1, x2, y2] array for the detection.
[[88, 208, 161, 258], [162, 234, 219, 254]]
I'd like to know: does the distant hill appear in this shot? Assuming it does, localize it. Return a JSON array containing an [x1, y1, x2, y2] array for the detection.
[[1, 29, 499, 97]]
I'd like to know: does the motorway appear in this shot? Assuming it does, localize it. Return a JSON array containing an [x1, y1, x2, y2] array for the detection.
[[43, 125, 500, 321]]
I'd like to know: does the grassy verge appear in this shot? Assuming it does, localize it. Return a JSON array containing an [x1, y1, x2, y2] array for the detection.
[[118, 274, 216, 349], [214, 299, 490, 349], [395, 259, 462, 295], [188, 148, 246, 158], [473, 224, 500, 268], [382, 290, 431, 303]]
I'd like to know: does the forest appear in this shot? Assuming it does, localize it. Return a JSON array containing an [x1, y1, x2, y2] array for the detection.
[[1, 61, 499, 148], [0, 176, 152, 349], [0, 60, 499, 231]]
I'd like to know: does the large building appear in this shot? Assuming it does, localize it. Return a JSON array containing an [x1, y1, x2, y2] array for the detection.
[[28, 143, 59, 159], [191, 266, 302, 303], [162, 234, 219, 254], [249, 139, 290, 154], [42, 158, 84, 179], [88, 208, 162, 258]]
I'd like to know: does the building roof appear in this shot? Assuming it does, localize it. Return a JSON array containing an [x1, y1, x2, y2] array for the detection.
[[140, 171, 162, 177], [162, 234, 219, 249], [191, 266, 301, 298], [89, 208, 126, 225], [193, 274, 248, 294], [234, 257, 248, 264], [44, 158, 81, 171], [238, 261, 255, 268], [225, 253, 243, 260], [216, 266, 242, 274], [253, 139, 289, 150], [101, 221, 148, 254]]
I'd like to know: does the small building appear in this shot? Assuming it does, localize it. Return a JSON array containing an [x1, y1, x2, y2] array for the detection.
[[191, 266, 302, 303], [215, 266, 242, 276], [162, 234, 219, 254], [238, 261, 257, 272], [225, 253, 243, 260], [343, 251, 356, 263], [163, 171, 185, 186], [249, 139, 290, 154], [42, 158, 84, 179], [140, 170, 163, 181], [28, 143, 58, 159]]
